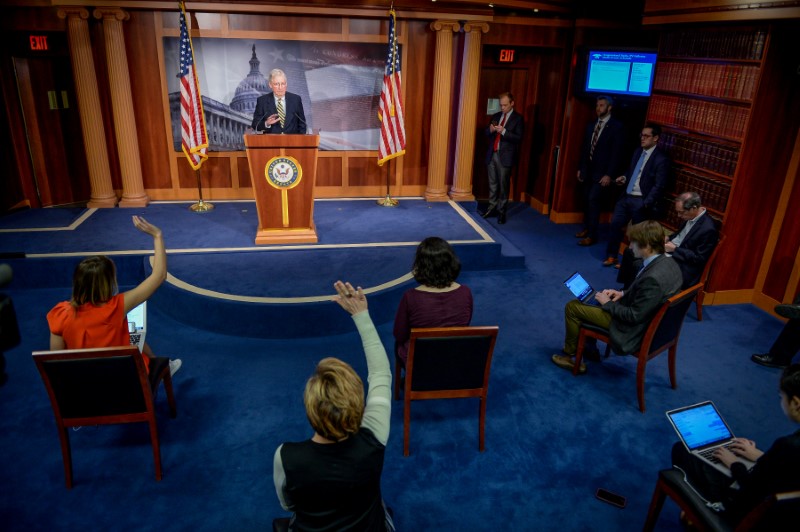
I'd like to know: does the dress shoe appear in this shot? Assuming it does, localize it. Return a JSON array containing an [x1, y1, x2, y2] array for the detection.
[[775, 303, 800, 321], [751, 353, 789, 369], [551, 353, 586, 374], [575, 229, 589, 238], [614, 263, 620, 270], [481, 207, 497, 219], [577, 237, 596, 246], [498, 211, 507, 224], [602, 256, 618, 267]]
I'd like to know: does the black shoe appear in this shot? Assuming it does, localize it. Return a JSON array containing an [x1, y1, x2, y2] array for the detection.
[[481, 207, 497, 219], [775, 304, 800, 321], [751, 353, 789, 369], [498, 211, 507, 224]]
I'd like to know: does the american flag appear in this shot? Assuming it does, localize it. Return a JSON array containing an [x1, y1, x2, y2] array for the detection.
[[178, 1, 208, 170], [377, 10, 406, 166]]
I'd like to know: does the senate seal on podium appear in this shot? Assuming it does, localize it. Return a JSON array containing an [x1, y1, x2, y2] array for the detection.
[[265, 156, 303, 190]]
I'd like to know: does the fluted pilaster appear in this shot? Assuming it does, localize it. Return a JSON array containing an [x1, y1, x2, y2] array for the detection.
[[425, 20, 460, 202], [94, 7, 149, 207], [58, 7, 117, 208], [450, 21, 489, 201]]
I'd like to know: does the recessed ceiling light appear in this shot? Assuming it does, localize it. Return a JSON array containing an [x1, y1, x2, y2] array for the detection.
[[534, 8, 539, 12]]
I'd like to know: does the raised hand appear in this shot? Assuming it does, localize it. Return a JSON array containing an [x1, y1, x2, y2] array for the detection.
[[332, 281, 367, 316]]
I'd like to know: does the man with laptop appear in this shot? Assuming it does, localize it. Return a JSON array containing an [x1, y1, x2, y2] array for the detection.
[[552, 220, 682, 373], [668, 365, 800, 524]]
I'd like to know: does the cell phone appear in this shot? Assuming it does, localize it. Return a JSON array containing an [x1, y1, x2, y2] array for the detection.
[[595, 488, 626, 508], [491, 120, 498, 126]]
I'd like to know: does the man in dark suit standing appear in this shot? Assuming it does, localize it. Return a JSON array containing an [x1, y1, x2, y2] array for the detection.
[[617, 192, 718, 289], [602, 124, 671, 266], [251, 69, 307, 134], [552, 220, 683, 373], [483, 92, 524, 225], [576, 95, 625, 246]]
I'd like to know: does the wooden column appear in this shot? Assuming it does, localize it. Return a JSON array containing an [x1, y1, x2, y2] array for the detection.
[[425, 20, 460, 202], [450, 21, 489, 201], [58, 8, 117, 208], [94, 7, 149, 207]]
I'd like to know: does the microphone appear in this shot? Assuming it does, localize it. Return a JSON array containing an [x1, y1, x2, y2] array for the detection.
[[293, 112, 309, 134], [253, 108, 272, 133], [0, 264, 12, 289]]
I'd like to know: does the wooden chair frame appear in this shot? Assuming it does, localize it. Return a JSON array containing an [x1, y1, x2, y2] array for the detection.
[[33, 346, 177, 488], [573, 283, 703, 412], [394, 326, 498, 457], [643, 468, 800, 531], [696, 233, 724, 321]]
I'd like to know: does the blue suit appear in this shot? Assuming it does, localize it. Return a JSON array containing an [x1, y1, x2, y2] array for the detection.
[[251, 92, 306, 134], [484, 110, 524, 213], [606, 145, 671, 258]]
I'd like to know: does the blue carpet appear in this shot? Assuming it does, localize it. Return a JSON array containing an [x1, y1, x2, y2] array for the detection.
[[0, 203, 796, 531]]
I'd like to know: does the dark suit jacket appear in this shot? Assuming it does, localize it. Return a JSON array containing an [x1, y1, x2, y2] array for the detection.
[[669, 211, 719, 288], [603, 254, 683, 354], [484, 110, 524, 167], [579, 116, 625, 182], [251, 92, 306, 134], [623, 145, 671, 216]]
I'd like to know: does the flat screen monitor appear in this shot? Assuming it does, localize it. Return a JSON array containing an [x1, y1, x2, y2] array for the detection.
[[584, 50, 657, 98]]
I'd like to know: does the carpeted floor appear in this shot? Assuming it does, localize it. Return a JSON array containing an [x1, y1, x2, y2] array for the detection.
[[0, 201, 795, 531]]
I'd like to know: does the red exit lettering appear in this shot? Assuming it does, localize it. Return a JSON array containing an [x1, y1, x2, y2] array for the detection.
[[499, 49, 515, 63], [30, 35, 49, 51]]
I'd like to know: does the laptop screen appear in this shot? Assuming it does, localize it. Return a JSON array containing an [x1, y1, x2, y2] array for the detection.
[[564, 272, 593, 301], [667, 402, 733, 450], [126, 302, 146, 333]]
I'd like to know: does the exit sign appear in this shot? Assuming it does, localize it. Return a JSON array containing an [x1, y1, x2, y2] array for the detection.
[[30, 35, 49, 51], [498, 49, 516, 63]]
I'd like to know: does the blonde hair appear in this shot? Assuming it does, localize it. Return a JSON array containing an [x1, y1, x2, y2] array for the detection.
[[304, 357, 364, 441], [71, 256, 118, 308]]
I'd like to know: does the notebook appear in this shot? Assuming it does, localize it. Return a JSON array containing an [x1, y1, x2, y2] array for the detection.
[[563, 271, 596, 303], [126, 301, 147, 352], [667, 401, 756, 477]]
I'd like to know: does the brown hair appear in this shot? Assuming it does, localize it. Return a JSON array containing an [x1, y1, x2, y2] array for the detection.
[[71, 256, 118, 308], [303, 357, 364, 441], [627, 220, 666, 255]]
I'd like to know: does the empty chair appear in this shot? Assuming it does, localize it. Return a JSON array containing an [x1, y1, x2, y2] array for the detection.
[[573, 283, 702, 412], [33, 346, 177, 488], [395, 326, 498, 456]]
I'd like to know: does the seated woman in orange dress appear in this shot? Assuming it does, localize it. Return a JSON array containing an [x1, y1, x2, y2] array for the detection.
[[46, 215, 181, 377]]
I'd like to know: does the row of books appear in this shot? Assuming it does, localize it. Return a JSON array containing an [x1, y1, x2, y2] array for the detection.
[[653, 62, 760, 101], [649, 95, 748, 140], [661, 29, 767, 60], [673, 167, 731, 213], [659, 131, 739, 178]]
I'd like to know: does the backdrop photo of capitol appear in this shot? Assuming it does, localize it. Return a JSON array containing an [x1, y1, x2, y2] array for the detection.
[[163, 38, 389, 151]]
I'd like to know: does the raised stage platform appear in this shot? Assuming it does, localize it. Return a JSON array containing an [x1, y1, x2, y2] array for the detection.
[[0, 198, 524, 337]]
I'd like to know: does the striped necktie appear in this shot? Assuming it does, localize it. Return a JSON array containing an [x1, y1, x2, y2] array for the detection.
[[589, 120, 602, 160], [277, 98, 285, 128]]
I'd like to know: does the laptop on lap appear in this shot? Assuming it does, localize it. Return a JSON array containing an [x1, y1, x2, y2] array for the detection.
[[666, 401, 756, 477], [563, 271, 596, 303], [126, 301, 147, 352]]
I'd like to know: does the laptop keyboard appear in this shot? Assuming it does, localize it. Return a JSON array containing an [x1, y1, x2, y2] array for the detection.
[[129, 333, 141, 345], [698, 443, 734, 463]]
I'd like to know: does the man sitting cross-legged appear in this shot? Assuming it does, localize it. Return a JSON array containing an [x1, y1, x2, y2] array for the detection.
[[553, 220, 683, 373]]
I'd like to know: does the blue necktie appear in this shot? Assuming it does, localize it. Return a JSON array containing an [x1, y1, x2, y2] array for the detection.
[[626, 151, 646, 195]]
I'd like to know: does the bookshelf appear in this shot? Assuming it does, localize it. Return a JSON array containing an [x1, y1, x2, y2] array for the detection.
[[647, 27, 768, 230]]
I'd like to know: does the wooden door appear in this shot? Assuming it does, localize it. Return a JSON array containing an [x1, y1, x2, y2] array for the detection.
[[13, 56, 90, 207]]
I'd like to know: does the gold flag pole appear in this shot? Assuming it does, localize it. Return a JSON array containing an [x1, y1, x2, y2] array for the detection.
[[376, 159, 398, 207], [189, 168, 214, 212]]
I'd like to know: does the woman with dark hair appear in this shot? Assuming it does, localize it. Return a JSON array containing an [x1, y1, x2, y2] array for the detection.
[[393, 237, 473, 363], [46, 216, 181, 376], [273, 281, 394, 531]]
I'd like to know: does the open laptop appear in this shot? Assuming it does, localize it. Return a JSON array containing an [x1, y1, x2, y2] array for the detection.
[[126, 301, 147, 352], [667, 401, 756, 477], [563, 271, 596, 303]]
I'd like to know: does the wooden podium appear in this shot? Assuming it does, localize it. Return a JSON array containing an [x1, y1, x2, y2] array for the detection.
[[244, 134, 320, 245]]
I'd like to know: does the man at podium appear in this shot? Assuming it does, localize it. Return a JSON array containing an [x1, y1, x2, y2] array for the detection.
[[251, 69, 307, 134]]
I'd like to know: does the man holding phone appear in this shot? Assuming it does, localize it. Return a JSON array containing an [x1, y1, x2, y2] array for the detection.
[[483, 92, 524, 225]]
